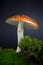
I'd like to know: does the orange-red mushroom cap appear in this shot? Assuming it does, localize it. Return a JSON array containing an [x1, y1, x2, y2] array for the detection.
[[5, 15, 39, 30]]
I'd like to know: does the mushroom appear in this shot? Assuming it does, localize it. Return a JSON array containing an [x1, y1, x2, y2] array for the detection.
[[5, 15, 39, 53]]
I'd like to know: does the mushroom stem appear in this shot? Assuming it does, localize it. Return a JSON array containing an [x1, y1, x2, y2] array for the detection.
[[16, 22, 24, 52]]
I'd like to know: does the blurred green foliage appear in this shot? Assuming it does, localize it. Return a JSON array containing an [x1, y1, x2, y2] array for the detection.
[[19, 35, 43, 64], [0, 48, 37, 65], [0, 35, 43, 65]]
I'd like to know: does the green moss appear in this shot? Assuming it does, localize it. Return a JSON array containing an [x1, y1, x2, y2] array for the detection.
[[0, 35, 43, 65], [19, 35, 43, 65], [0, 48, 38, 65]]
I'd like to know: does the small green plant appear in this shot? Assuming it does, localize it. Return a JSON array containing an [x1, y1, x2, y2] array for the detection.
[[19, 35, 43, 64]]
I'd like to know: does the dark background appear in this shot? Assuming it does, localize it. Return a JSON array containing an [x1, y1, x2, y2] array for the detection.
[[0, 0, 43, 49]]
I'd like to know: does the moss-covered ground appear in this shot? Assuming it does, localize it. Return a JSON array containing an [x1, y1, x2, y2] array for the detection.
[[0, 48, 38, 65]]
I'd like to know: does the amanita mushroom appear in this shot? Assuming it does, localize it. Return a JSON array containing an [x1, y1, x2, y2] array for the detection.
[[5, 15, 39, 53]]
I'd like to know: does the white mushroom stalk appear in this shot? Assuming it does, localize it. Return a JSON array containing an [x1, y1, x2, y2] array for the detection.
[[5, 15, 39, 53], [16, 22, 24, 52]]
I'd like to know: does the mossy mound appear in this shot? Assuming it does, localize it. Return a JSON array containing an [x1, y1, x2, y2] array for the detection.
[[0, 48, 37, 65], [0, 35, 43, 65]]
